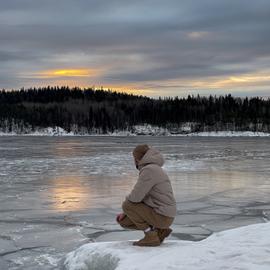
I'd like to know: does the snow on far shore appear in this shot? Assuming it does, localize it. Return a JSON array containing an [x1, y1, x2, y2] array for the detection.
[[0, 127, 75, 136], [0, 125, 270, 137], [64, 222, 270, 270], [185, 131, 270, 137]]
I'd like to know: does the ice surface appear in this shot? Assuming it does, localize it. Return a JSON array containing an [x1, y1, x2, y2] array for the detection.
[[64, 222, 270, 270], [95, 231, 143, 242], [0, 136, 270, 269]]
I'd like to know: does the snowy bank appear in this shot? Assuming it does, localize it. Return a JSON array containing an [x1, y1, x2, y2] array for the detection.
[[1, 125, 270, 137], [0, 127, 75, 136], [64, 222, 270, 270], [185, 131, 270, 137]]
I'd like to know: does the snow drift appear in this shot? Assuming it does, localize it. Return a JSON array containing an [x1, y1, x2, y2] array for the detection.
[[64, 222, 270, 270]]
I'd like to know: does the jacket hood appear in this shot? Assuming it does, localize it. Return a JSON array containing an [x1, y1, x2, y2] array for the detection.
[[137, 147, 164, 170]]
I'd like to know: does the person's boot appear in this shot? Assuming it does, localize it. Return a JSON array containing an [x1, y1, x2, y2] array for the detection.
[[157, 228, 172, 243], [133, 230, 160, 247]]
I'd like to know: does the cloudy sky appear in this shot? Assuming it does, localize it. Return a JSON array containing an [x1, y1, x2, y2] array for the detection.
[[1, 0, 270, 97]]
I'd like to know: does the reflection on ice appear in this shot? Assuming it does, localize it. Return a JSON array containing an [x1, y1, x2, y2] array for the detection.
[[48, 176, 91, 211]]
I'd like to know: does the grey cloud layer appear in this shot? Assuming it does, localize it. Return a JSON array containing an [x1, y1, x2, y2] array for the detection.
[[0, 0, 270, 95]]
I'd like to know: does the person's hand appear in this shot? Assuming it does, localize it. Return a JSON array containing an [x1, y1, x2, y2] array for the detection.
[[116, 213, 126, 222]]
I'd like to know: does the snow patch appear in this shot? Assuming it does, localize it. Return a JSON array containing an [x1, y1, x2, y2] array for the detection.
[[65, 248, 120, 270], [64, 222, 270, 270], [0, 126, 75, 136], [1, 125, 270, 136], [186, 131, 270, 137]]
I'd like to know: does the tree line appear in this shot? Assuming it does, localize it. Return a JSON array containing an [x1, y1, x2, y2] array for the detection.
[[0, 86, 270, 134]]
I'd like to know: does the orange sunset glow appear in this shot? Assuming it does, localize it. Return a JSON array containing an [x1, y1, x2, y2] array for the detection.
[[33, 68, 100, 78]]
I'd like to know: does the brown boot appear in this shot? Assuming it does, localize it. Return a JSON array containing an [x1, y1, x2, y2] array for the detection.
[[133, 230, 160, 247], [157, 228, 172, 243]]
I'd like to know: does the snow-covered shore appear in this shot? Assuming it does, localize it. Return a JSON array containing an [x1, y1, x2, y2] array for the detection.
[[64, 222, 270, 270], [185, 131, 270, 137], [0, 126, 270, 137]]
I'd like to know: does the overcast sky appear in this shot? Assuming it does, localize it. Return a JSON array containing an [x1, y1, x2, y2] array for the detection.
[[1, 0, 270, 97]]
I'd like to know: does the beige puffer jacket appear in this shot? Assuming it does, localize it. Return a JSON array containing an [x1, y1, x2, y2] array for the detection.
[[126, 147, 177, 217]]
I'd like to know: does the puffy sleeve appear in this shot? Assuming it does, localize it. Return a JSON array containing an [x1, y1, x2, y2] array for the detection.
[[126, 167, 155, 203]]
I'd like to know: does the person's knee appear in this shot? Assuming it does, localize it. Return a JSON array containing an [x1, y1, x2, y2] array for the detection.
[[122, 199, 133, 213]]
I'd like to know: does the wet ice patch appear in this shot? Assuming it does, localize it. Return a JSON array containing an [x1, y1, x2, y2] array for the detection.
[[0, 152, 135, 185], [164, 158, 204, 172], [164, 153, 207, 172]]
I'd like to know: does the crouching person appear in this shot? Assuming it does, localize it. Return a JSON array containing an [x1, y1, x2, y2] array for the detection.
[[116, 144, 177, 247]]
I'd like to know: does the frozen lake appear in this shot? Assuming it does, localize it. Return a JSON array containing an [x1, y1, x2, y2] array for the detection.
[[0, 136, 270, 269]]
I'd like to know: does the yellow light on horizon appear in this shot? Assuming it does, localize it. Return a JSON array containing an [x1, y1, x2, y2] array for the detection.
[[52, 69, 91, 77], [230, 76, 248, 82], [26, 68, 100, 79], [190, 72, 270, 89]]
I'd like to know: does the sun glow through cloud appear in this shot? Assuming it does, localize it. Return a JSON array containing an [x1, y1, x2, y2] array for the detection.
[[23, 68, 101, 79], [187, 31, 209, 39], [192, 73, 270, 89]]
